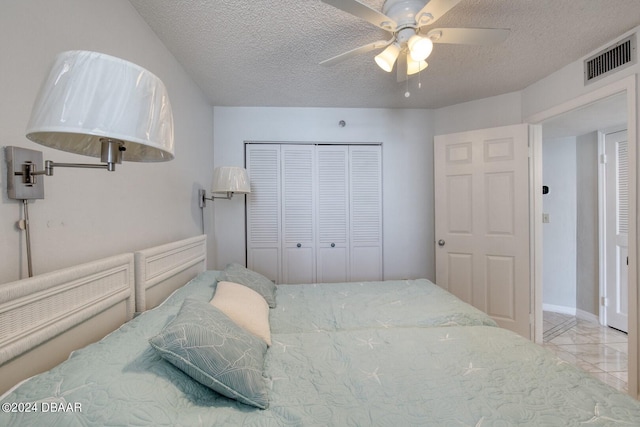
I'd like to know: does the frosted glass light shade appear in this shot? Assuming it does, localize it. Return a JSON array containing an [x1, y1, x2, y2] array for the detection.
[[408, 35, 433, 62], [212, 167, 251, 194], [374, 43, 401, 72], [25, 50, 174, 162], [407, 58, 428, 75]]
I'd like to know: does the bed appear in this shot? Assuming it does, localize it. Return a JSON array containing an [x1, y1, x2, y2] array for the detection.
[[2, 236, 640, 426]]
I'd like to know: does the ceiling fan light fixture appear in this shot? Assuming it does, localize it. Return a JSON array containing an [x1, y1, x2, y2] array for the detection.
[[374, 43, 401, 72], [407, 58, 428, 75], [408, 34, 433, 61]]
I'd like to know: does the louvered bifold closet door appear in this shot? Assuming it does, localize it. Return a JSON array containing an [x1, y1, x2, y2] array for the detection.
[[281, 145, 316, 284], [349, 145, 383, 281], [316, 146, 349, 283], [246, 144, 282, 283]]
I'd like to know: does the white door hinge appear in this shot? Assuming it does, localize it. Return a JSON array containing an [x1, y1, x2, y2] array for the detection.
[[600, 154, 607, 164]]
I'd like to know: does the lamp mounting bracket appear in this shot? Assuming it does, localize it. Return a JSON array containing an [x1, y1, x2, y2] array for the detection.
[[5, 142, 125, 201], [5, 146, 45, 200], [199, 188, 234, 208]]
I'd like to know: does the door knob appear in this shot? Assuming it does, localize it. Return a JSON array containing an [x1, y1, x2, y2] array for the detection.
[[297, 243, 301, 248], [438, 239, 445, 247], [331, 243, 335, 248]]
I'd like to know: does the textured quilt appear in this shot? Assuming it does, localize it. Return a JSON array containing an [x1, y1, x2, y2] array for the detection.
[[2, 272, 640, 426], [271, 278, 497, 333]]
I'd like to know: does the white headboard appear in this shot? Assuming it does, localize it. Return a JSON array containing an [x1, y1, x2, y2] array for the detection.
[[0, 253, 135, 394], [134, 235, 206, 312]]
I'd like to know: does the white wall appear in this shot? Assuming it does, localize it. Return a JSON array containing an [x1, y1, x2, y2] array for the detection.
[[576, 131, 600, 316], [523, 28, 640, 120], [212, 107, 435, 281], [0, 0, 214, 283], [433, 91, 523, 135], [542, 137, 578, 312]]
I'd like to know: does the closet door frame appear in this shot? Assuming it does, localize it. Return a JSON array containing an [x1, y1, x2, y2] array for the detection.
[[245, 142, 383, 284]]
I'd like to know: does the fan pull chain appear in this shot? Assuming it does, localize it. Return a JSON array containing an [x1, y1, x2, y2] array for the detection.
[[404, 74, 410, 98]]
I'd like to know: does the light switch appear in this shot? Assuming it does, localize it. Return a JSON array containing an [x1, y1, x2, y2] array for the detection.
[[542, 213, 550, 223]]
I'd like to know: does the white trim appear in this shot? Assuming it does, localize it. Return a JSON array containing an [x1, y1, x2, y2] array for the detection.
[[530, 124, 544, 343], [598, 130, 607, 327]]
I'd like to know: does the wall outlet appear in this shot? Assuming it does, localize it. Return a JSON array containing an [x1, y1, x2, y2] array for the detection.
[[542, 213, 550, 223]]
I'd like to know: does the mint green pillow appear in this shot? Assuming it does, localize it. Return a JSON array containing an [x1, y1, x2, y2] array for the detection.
[[222, 263, 277, 308], [149, 298, 269, 409]]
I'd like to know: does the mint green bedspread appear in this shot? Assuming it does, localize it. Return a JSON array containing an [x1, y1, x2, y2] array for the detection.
[[2, 271, 640, 426], [272, 278, 498, 333]]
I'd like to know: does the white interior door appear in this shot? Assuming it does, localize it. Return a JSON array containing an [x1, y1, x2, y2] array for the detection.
[[434, 124, 532, 338], [246, 144, 281, 283], [349, 145, 383, 281], [281, 145, 316, 284], [605, 130, 629, 332], [316, 146, 349, 283]]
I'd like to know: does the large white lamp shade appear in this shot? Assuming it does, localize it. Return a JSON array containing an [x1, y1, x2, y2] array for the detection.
[[212, 166, 251, 194], [25, 50, 174, 162]]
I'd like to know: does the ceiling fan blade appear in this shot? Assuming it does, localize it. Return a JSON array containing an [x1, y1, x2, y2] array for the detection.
[[427, 28, 510, 45], [320, 39, 393, 66], [322, 0, 397, 31], [396, 51, 408, 82], [415, 0, 462, 28]]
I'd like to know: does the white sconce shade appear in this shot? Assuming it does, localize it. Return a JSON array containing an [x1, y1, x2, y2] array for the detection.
[[374, 43, 401, 72], [25, 50, 174, 162], [407, 58, 428, 75], [212, 166, 251, 194], [408, 35, 433, 62]]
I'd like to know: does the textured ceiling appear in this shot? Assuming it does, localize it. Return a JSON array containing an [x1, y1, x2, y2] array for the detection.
[[128, 0, 640, 109]]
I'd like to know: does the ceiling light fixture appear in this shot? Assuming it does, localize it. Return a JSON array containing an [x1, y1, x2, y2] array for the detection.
[[407, 34, 433, 61], [374, 43, 401, 72], [407, 58, 428, 75]]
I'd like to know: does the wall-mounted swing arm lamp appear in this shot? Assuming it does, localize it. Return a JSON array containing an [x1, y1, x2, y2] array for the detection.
[[5, 50, 175, 277], [7, 50, 174, 199], [199, 166, 251, 208]]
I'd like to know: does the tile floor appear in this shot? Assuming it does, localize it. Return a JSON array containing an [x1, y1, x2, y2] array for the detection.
[[542, 311, 628, 392]]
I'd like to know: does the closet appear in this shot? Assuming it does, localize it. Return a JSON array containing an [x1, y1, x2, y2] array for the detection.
[[246, 143, 382, 284]]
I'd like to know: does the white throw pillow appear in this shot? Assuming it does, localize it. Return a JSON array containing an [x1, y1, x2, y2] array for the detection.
[[210, 281, 271, 346]]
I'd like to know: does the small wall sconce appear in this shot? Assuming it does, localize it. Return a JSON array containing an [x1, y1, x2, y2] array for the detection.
[[199, 166, 251, 208]]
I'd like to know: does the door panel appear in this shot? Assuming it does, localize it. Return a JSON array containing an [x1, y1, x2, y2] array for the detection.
[[349, 146, 383, 281], [246, 145, 282, 283], [281, 145, 315, 284], [435, 124, 531, 338], [316, 146, 349, 283], [605, 130, 628, 332]]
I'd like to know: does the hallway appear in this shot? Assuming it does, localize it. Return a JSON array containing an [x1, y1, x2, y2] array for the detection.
[[542, 311, 628, 392]]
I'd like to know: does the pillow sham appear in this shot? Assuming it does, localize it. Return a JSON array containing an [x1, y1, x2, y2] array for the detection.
[[210, 281, 271, 346], [222, 263, 277, 308], [148, 298, 269, 409]]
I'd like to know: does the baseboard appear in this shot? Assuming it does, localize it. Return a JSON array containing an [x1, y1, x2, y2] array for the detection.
[[543, 303, 576, 316]]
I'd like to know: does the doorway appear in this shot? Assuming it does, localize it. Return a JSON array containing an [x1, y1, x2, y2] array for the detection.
[[528, 76, 637, 397], [539, 103, 628, 391]]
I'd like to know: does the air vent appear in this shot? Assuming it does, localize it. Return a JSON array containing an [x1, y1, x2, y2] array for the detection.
[[584, 35, 636, 85]]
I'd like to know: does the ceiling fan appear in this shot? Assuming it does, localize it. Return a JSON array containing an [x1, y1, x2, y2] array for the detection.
[[320, 0, 510, 81]]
